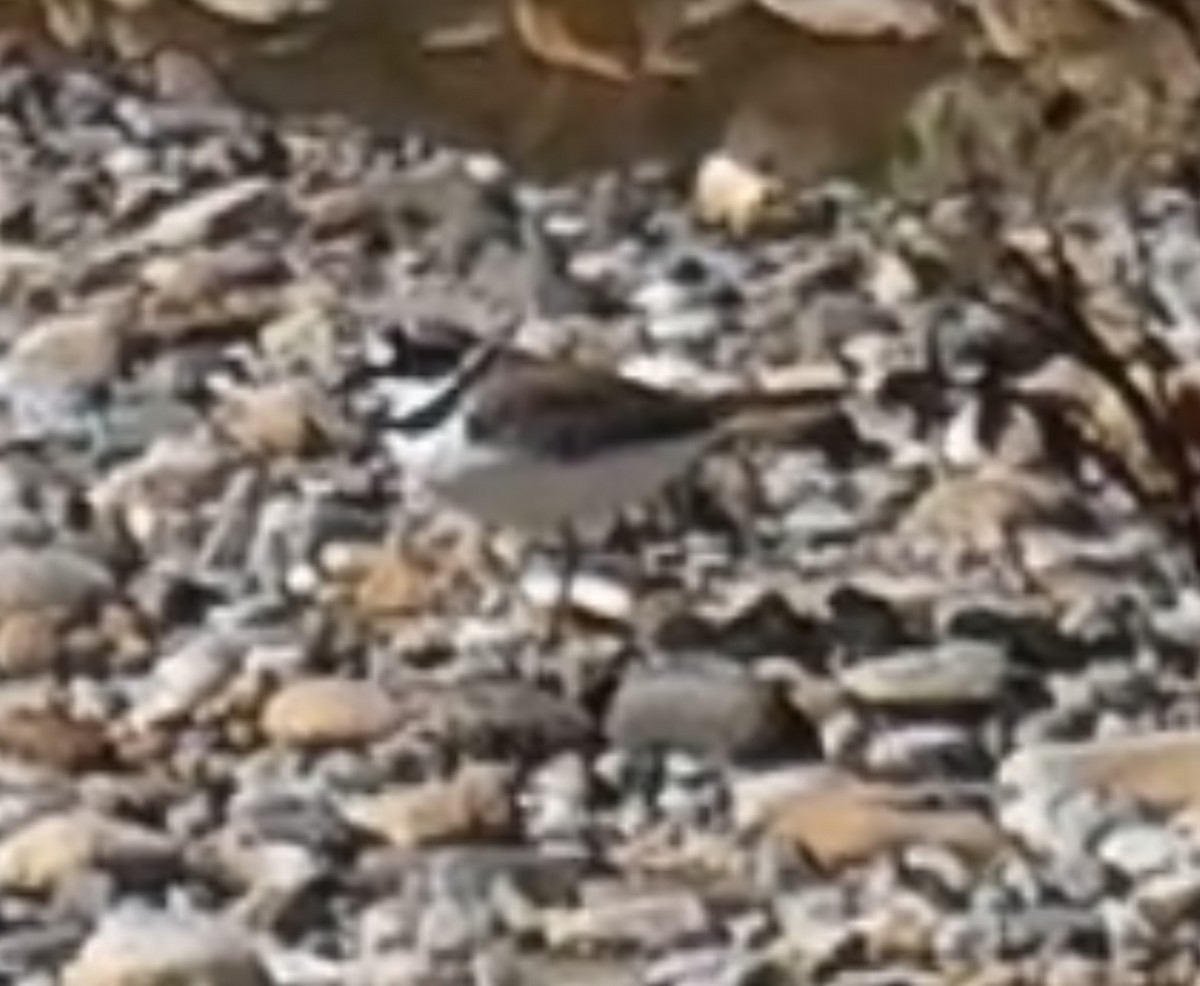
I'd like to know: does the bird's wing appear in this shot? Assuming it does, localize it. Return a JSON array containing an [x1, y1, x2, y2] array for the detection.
[[468, 358, 720, 461]]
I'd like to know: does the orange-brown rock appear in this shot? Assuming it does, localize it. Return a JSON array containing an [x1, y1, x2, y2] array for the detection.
[[737, 768, 1004, 867], [341, 763, 515, 848]]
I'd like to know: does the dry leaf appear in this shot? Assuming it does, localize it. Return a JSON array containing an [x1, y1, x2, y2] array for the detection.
[[42, 0, 96, 46], [512, 0, 640, 81]]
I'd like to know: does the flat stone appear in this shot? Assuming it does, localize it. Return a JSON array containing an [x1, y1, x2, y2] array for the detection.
[[543, 885, 709, 951], [0, 810, 176, 893], [414, 680, 594, 758], [1099, 822, 1191, 879], [839, 642, 1008, 707], [61, 908, 270, 986], [128, 633, 240, 730], [130, 178, 276, 250], [0, 706, 113, 772], [999, 730, 1200, 810], [3, 306, 124, 389], [520, 566, 636, 624], [261, 677, 400, 748], [734, 768, 1002, 867], [0, 546, 113, 618], [341, 763, 515, 849], [605, 662, 819, 762]]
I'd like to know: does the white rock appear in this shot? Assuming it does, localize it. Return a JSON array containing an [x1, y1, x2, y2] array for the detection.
[[0, 811, 176, 892], [62, 908, 270, 986], [129, 634, 239, 730], [520, 566, 634, 624], [1098, 823, 1191, 879]]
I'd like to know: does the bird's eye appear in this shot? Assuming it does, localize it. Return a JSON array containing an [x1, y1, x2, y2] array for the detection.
[[357, 320, 475, 381], [362, 332, 401, 372]]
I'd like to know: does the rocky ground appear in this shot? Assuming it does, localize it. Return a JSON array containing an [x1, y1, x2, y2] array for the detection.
[[4, 30, 1200, 986]]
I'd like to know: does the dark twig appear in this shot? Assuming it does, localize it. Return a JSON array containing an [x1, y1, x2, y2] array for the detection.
[[999, 226, 1200, 575]]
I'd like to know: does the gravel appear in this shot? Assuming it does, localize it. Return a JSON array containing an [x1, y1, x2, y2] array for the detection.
[[1, 32, 1200, 985]]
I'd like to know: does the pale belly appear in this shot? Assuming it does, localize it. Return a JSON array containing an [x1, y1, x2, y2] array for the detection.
[[387, 421, 709, 532]]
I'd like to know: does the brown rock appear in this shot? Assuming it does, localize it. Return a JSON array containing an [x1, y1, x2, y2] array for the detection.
[[214, 379, 339, 457], [1000, 730, 1200, 811], [342, 763, 515, 849], [0, 706, 113, 772], [322, 544, 442, 621], [737, 768, 1003, 867], [0, 612, 61, 675], [261, 677, 400, 747]]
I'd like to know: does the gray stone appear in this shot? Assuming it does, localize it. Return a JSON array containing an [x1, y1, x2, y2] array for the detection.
[[62, 908, 270, 986], [606, 661, 818, 761]]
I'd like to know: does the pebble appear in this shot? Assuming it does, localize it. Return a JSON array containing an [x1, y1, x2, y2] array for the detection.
[[214, 379, 339, 457], [0, 706, 112, 772], [741, 770, 1002, 867], [0, 34, 1194, 986], [323, 544, 439, 621], [1133, 867, 1200, 929], [0, 810, 176, 893], [417, 680, 594, 757], [605, 662, 819, 762], [260, 677, 400, 748], [774, 888, 857, 972], [1097, 822, 1191, 879], [0, 612, 63, 675], [61, 908, 270, 986], [341, 763, 515, 849], [519, 566, 635, 625], [839, 642, 1009, 707], [128, 631, 241, 730], [2, 305, 124, 389], [543, 886, 710, 951], [0, 546, 113, 618], [1000, 730, 1200, 811], [129, 178, 277, 251]]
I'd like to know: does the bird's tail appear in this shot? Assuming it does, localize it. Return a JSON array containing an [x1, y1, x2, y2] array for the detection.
[[707, 370, 848, 442]]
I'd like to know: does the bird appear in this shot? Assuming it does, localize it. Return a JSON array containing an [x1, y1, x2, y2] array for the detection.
[[350, 320, 844, 624]]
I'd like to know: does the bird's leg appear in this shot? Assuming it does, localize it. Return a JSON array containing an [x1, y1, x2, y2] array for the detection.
[[544, 522, 581, 646], [730, 446, 773, 550]]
